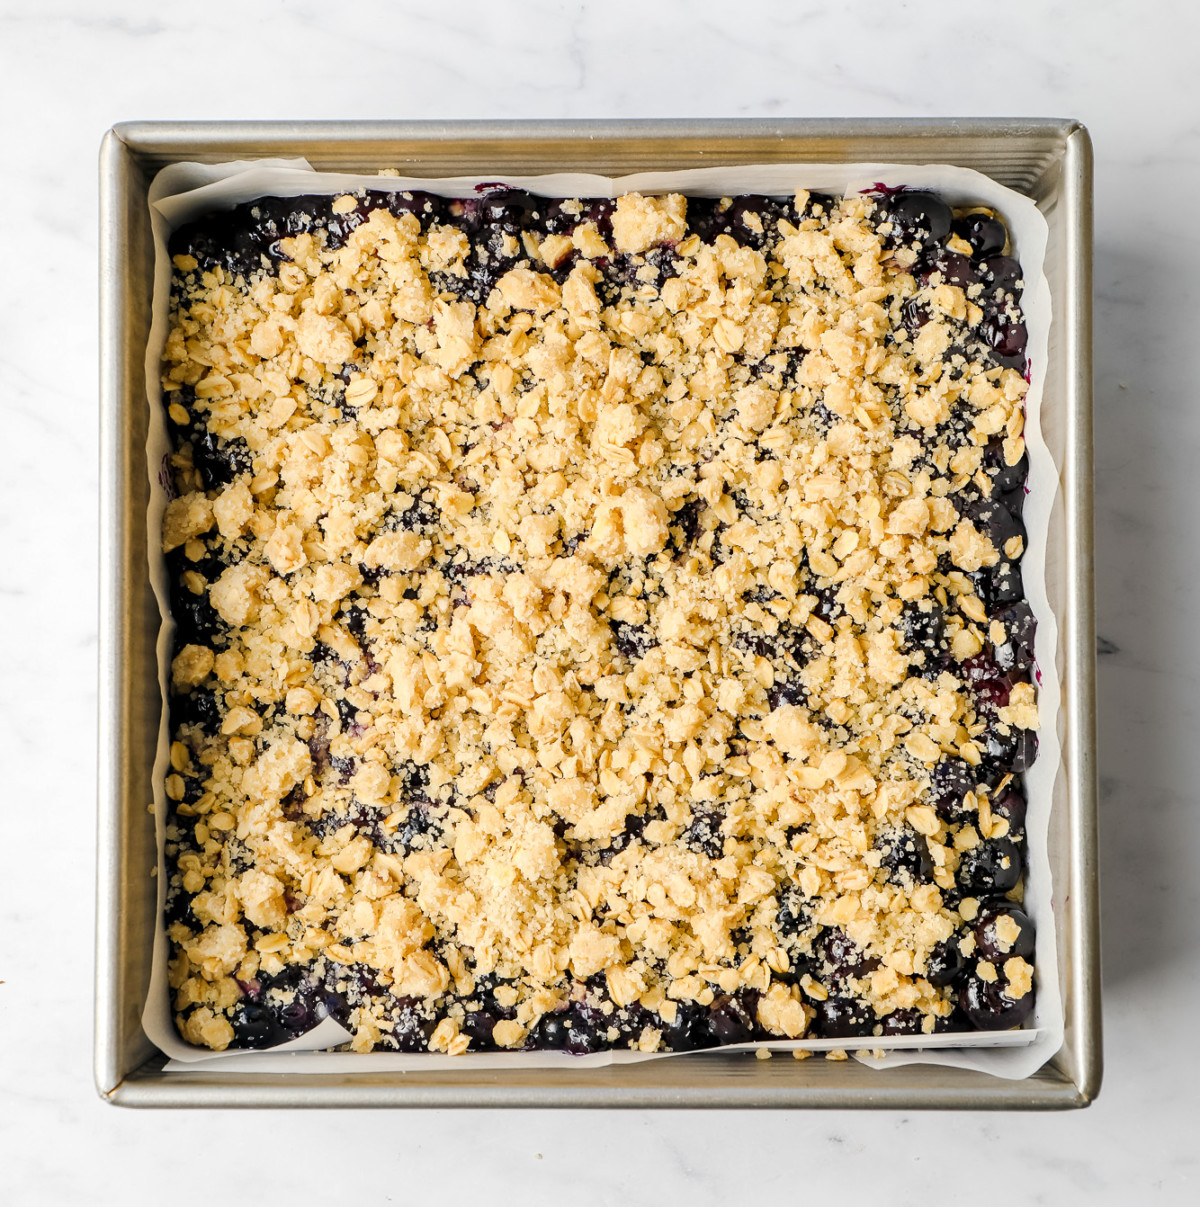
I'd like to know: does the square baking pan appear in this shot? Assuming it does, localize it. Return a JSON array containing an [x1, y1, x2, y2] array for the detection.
[[97, 118, 1098, 1108]]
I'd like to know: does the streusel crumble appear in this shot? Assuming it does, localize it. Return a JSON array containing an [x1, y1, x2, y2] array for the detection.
[[159, 185, 1039, 1054]]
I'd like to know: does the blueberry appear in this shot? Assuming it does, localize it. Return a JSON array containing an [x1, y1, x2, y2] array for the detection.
[[461, 1008, 500, 1048], [172, 193, 387, 280], [682, 807, 724, 859], [390, 493, 441, 533], [388, 997, 434, 1053], [310, 640, 338, 667], [929, 757, 976, 823], [880, 1008, 924, 1035], [818, 927, 880, 982], [397, 800, 442, 851], [172, 687, 220, 734], [917, 248, 976, 290], [775, 890, 810, 939], [743, 583, 779, 607], [977, 255, 1023, 297], [925, 938, 967, 987], [814, 996, 875, 1039], [547, 997, 614, 1055], [192, 431, 251, 490], [669, 498, 705, 555], [992, 601, 1037, 674], [564, 1018, 609, 1055], [306, 730, 331, 776], [278, 997, 315, 1034], [899, 600, 946, 674], [397, 760, 432, 799], [168, 541, 227, 587], [767, 678, 808, 710], [163, 884, 200, 931], [960, 652, 1012, 711], [877, 826, 934, 886], [886, 191, 953, 244], [701, 195, 784, 249], [340, 601, 370, 643], [444, 196, 483, 233], [902, 298, 931, 339], [662, 1001, 716, 1052], [1010, 729, 1038, 773], [960, 498, 1024, 560], [953, 213, 1007, 259], [617, 809, 648, 843], [317, 987, 350, 1025], [536, 199, 582, 236], [408, 191, 449, 228], [976, 699, 1037, 774], [610, 619, 656, 660], [803, 192, 837, 219], [979, 725, 1017, 769], [809, 586, 842, 624], [443, 553, 516, 583], [335, 695, 360, 730], [707, 992, 756, 1044], [684, 197, 720, 243], [735, 627, 776, 660], [990, 558, 1024, 605], [639, 245, 683, 288], [533, 1012, 571, 1049], [982, 436, 1029, 497], [966, 558, 1024, 610], [230, 1001, 286, 1049], [959, 972, 1034, 1030], [343, 964, 385, 1000], [957, 838, 1022, 897], [322, 201, 373, 250], [165, 386, 198, 434], [990, 784, 1028, 835], [578, 198, 616, 235], [171, 591, 222, 646], [600, 810, 651, 864], [172, 210, 263, 279], [980, 315, 1028, 370], [788, 948, 818, 982], [481, 198, 526, 232], [973, 904, 1035, 962]]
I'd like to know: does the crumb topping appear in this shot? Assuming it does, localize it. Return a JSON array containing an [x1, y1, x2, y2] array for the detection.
[[160, 186, 1037, 1053]]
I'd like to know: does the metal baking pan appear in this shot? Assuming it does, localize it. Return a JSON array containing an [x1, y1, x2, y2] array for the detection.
[[97, 118, 1098, 1108]]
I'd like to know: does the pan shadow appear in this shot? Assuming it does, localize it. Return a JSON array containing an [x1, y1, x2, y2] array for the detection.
[[1090, 241, 1196, 993]]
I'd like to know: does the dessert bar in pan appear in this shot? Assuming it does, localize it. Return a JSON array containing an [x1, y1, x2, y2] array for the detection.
[[159, 184, 1040, 1056]]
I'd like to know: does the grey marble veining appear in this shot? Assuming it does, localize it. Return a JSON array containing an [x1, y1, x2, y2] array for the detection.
[[2, 0, 1198, 1202]]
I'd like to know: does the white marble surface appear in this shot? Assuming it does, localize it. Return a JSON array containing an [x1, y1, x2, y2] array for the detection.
[[2, 0, 1197, 1200]]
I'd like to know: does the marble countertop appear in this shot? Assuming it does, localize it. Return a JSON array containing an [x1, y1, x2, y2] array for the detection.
[[3, 0, 1197, 1201]]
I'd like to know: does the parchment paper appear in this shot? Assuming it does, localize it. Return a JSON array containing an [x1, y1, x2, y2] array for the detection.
[[142, 159, 1062, 1079]]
